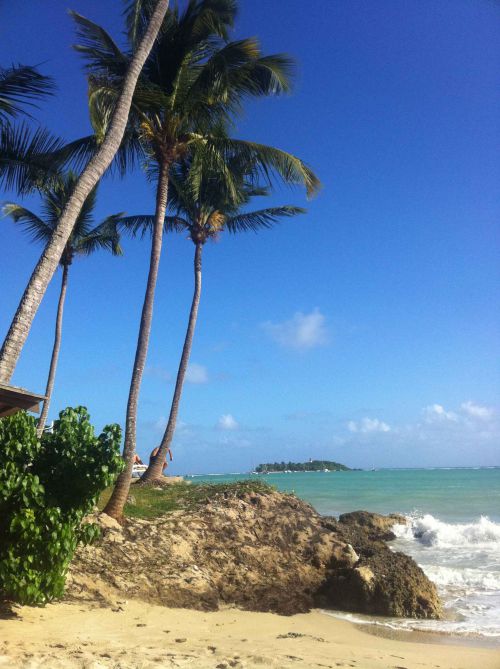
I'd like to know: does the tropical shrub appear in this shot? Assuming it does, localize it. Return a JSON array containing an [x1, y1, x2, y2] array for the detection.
[[0, 407, 123, 604]]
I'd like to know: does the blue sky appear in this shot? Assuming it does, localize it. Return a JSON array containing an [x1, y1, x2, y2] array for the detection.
[[1, 1, 499, 472]]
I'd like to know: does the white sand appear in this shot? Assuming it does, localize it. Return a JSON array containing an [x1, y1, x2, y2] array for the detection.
[[0, 600, 498, 668]]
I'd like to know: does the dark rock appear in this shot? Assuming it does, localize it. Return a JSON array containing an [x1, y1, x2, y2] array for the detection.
[[338, 510, 407, 530], [337, 510, 407, 542], [318, 510, 441, 618], [318, 548, 442, 618]]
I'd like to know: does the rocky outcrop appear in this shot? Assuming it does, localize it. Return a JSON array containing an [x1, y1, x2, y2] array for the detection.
[[67, 489, 441, 619], [339, 510, 407, 541], [318, 512, 442, 618], [68, 490, 357, 615]]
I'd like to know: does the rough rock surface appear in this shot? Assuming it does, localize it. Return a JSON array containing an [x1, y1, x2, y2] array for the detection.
[[67, 489, 441, 619], [338, 510, 407, 541], [319, 513, 442, 618], [68, 490, 356, 615]]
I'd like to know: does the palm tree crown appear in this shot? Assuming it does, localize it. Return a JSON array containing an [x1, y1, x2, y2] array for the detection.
[[174, 156, 305, 241], [72, 0, 319, 194], [3, 172, 123, 266]]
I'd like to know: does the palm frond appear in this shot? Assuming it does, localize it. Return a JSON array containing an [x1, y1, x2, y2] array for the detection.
[[167, 163, 196, 214], [181, 0, 237, 43], [199, 136, 321, 198], [74, 183, 98, 232], [243, 184, 269, 198], [48, 133, 99, 173], [0, 64, 55, 124], [186, 40, 294, 113], [71, 11, 129, 75], [225, 205, 306, 233], [0, 123, 65, 194], [164, 215, 189, 232], [2, 203, 55, 243], [88, 85, 118, 142], [164, 139, 307, 242], [117, 213, 188, 237], [123, 0, 159, 48], [116, 213, 155, 237], [49, 123, 145, 179], [40, 176, 74, 226], [76, 213, 124, 256]]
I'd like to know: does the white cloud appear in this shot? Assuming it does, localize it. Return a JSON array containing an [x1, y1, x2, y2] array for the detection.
[[262, 308, 329, 350], [185, 363, 208, 384], [423, 404, 458, 423], [217, 414, 239, 431], [348, 417, 391, 433], [460, 401, 494, 420]]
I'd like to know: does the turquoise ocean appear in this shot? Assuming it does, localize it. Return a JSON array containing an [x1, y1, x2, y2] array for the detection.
[[186, 468, 500, 641]]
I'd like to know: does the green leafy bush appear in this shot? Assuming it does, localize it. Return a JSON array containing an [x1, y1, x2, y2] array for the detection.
[[0, 407, 123, 605]]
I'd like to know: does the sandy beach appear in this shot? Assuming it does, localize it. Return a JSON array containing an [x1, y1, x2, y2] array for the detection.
[[1, 600, 498, 669]]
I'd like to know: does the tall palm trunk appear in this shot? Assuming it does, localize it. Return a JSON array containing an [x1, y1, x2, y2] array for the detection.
[[36, 264, 69, 437], [0, 0, 169, 384], [103, 165, 170, 519], [141, 242, 203, 483]]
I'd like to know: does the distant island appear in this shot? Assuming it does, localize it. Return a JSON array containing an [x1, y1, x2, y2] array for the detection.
[[254, 460, 350, 473]]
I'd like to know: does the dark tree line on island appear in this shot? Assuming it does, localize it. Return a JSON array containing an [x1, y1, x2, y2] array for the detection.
[[255, 460, 350, 473]]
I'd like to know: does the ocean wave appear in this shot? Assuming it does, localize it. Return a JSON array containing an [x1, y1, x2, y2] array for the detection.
[[423, 565, 500, 590], [392, 514, 500, 548]]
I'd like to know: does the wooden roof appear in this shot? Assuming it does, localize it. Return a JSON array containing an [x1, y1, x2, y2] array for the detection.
[[0, 384, 45, 418]]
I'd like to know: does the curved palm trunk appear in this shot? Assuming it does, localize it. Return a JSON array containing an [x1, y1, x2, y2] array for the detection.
[[141, 242, 203, 483], [103, 165, 169, 519], [0, 0, 169, 384], [36, 264, 69, 438]]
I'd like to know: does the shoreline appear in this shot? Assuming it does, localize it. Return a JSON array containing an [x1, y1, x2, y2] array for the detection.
[[179, 472, 500, 640], [360, 622, 500, 650], [3, 482, 499, 667], [1, 599, 499, 668], [324, 612, 500, 650]]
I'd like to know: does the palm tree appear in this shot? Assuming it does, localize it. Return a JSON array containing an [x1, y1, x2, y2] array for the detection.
[[0, 0, 169, 385], [137, 154, 305, 482], [74, 0, 319, 519], [3, 173, 123, 436]]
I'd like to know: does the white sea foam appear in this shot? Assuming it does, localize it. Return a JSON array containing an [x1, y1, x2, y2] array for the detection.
[[423, 565, 500, 590], [387, 514, 500, 639], [392, 514, 500, 548], [322, 609, 500, 639]]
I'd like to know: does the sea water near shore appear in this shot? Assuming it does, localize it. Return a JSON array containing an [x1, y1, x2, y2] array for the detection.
[[186, 468, 500, 642]]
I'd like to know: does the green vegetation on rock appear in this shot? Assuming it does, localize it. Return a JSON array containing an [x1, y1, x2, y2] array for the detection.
[[99, 480, 275, 520]]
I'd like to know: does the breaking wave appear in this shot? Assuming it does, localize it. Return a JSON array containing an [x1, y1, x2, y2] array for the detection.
[[392, 514, 500, 548]]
